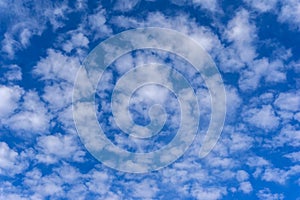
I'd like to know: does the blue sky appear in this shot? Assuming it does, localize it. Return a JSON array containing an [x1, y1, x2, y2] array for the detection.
[[0, 0, 300, 199]]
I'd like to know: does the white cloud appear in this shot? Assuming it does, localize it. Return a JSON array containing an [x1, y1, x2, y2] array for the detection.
[[225, 9, 257, 65], [44, 2, 70, 30], [0, 142, 28, 176], [0, 85, 23, 119], [295, 112, 300, 122], [219, 9, 288, 91], [238, 58, 286, 91], [0, 1, 71, 58], [278, 0, 300, 30], [244, 0, 278, 12], [24, 168, 65, 199], [86, 7, 112, 40], [36, 133, 85, 164], [62, 32, 89, 53], [219, 127, 253, 154], [257, 188, 284, 200], [171, 0, 220, 13], [284, 151, 300, 162], [270, 124, 300, 147], [111, 12, 221, 54], [42, 82, 73, 112], [274, 91, 300, 112], [0, 181, 28, 200], [191, 185, 227, 200], [225, 86, 242, 121], [1, 33, 18, 58], [0, 3, 298, 199], [247, 156, 270, 167], [260, 164, 300, 185], [239, 181, 253, 194], [244, 0, 300, 30], [20, 164, 119, 199], [0, 142, 19, 175], [192, 0, 219, 12], [113, 0, 140, 12], [262, 167, 288, 184], [75, 0, 88, 10], [33, 49, 80, 83], [5, 91, 50, 133], [244, 105, 279, 130], [2, 64, 22, 81], [236, 170, 249, 181], [205, 156, 237, 169], [131, 179, 159, 199]]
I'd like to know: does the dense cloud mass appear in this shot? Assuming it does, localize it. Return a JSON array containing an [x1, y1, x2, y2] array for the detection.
[[0, 0, 300, 199]]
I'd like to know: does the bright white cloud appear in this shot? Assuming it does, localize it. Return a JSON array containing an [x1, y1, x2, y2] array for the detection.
[[262, 167, 288, 184], [225, 9, 257, 65], [0, 1, 71, 58], [36, 133, 85, 164], [130, 179, 159, 199], [5, 91, 50, 133], [85, 7, 112, 40], [0, 85, 23, 119], [33, 49, 80, 83], [225, 86, 242, 121], [270, 125, 300, 147], [0, 142, 28, 176], [62, 32, 89, 53], [275, 91, 300, 112], [244, 105, 279, 130], [42, 82, 73, 112]]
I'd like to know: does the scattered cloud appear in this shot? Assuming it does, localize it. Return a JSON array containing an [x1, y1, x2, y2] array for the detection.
[[0, 0, 299, 199]]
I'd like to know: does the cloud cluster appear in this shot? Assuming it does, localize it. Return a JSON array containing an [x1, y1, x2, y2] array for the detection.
[[0, 0, 299, 199]]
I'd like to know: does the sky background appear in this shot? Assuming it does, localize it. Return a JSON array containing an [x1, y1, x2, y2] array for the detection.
[[0, 0, 300, 199]]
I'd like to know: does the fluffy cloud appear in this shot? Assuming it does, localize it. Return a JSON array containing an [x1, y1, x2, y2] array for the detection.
[[61, 32, 89, 54], [42, 82, 73, 112], [244, 105, 279, 130], [244, 0, 278, 12], [284, 151, 300, 162], [0, 85, 23, 119], [1, 64, 22, 82], [33, 49, 80, 83], [278, 0, 300, 30], [36, 133, 85, 164], [275, 91, 300, 112], [170, 0, 220, 13], [239, 181, 253, 194], [191, 185, 227, 200], [0, 1, 299, 199], [270, 125, 300, 147], [113, 0, 140, 12], [244, 0, 300, 30], [257, 188, 284, 200], [0, 142, 28, 176], [85, 6, 112, 40], [0, 0, 71, 58], [224, 9, 257, 66], [5, 91, 50, 134]]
